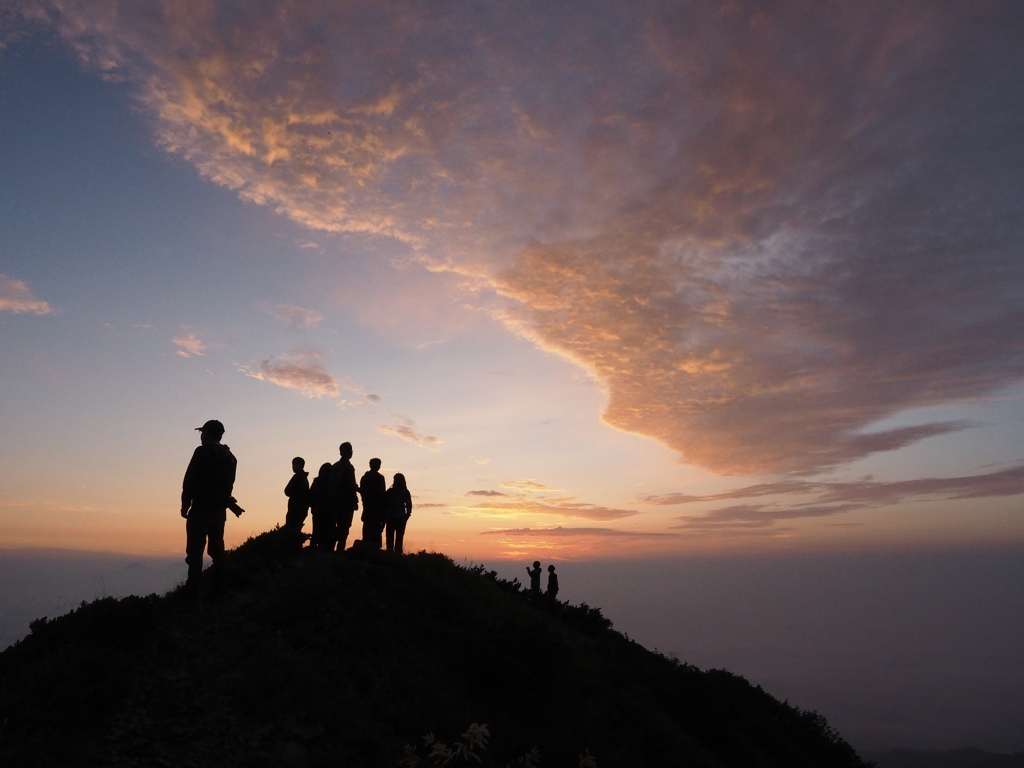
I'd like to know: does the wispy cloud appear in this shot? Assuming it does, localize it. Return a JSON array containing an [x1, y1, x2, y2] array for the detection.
[[458, 498, 638, 522], [241, 351, 340, 398], [172, 331, 206, 357], [660, 464, 1024, 531], [501, 479, 557, 493], [375, 416, 442, 450], [480, 526, 674, 539], [673, 503, 865, 532], [647, 464, 1024, 508], [260, 303, 324, 331], [466, 490, 508, 497], [29, 2, 1024, 474], [0, 274, 52, 315]]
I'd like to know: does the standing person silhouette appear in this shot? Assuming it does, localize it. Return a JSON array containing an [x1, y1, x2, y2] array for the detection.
[[547, 564, 559, 601], [359, 458, 387, 549], [329, 442, 359, 551], [308, 462, 334, 550], [284, 457, 310, 530], [526, 561, 542, 597], [180, 419, 240, 596], [384, 473, 413, 554]]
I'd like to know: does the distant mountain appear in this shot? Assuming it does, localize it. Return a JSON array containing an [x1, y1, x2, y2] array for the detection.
[[0, 528, 871, 767], [866, 748, 1024, 768]]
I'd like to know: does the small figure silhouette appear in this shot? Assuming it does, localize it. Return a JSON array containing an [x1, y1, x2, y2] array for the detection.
[[547, 564, 559, 601], [329, 442, 359, 551], [284, 456, 310, 530], [359, 458, 387, 549], [385, 473, 413, 554], [526, 561, 542, 597], [309, 462, 334, 551], [180, 419, 239, 596]]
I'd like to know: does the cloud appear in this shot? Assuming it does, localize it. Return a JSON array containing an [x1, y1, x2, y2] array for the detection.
[[172, 331, 206, 357], [648, 463, 1024, 507], [242, 351, 340, 398], [673, 503, 865, 531], [28, 2, 1024, 473], [0, 275, 53, 315], [501, 479, 555, 493], [466, 490, 508, 497], [261, 303, 324, 330], [417, 502, 446, 508], [480, 526, 674, 539], [662, 463, 1024, 531], [458, 497, 638, 522], [375, 416, 442, 449]]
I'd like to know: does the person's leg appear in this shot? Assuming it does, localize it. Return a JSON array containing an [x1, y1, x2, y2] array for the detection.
[[385, 519, 395, 552], [185, 515, 207, 588], [207, 515, 227, 593], [337, 508, 354, 551], [395, 516, 408, 554], [310, 509, 321, 549], [324, 507, 338, 551]]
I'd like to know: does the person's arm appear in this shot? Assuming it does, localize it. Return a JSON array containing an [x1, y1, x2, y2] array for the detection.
[[405, 490, 413, 517], [181, 447, 200, 518]]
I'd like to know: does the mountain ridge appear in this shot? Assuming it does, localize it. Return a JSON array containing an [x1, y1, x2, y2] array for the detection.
[[0, 528, 871, 767]]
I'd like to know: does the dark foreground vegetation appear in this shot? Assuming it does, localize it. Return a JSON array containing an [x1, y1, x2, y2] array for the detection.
[[0, 529, 870, 767]]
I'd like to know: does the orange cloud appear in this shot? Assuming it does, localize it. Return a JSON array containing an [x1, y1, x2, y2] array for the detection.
[[457, 497, 638, 522], [374, 417, 442, 450], [172, 331, 206, 357], [500, 479, 556, 493], [242, 351, 340, 398], [0, 274, 53, 315], [29, 2, 1024, 474]]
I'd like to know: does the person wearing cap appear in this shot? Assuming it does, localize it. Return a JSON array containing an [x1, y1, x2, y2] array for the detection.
[[359, 458, 387, 549], [181, 419, 239, 595]]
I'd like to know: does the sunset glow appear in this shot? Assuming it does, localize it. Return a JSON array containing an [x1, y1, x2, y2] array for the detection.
[[2, 1, 1023, 562]]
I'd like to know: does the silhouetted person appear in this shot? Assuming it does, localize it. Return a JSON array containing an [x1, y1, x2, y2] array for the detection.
[[329, 442, 359, 551], [385, 473, 413, 554], [284, 456, 310, 530], [526, 561, 542, 597], [359, 458, 387, 549], [181, 419, 239, 596], [547, 564, 559, 601], [309, 462, 334, 550]]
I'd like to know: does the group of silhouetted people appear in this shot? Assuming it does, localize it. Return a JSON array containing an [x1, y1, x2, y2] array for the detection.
[[526, 560, 559, 601], [180, 420, 414, 598], [283, 442, 413, 555]]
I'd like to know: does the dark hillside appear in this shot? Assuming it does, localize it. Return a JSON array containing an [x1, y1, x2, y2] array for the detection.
[[0, 529, 870, 767]]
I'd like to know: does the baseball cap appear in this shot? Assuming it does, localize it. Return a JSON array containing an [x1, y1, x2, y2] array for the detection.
[[195, 419, 225, 435]]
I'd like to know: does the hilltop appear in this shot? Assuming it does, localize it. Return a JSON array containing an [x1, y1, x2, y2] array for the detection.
[[0, 529, 870, 767]]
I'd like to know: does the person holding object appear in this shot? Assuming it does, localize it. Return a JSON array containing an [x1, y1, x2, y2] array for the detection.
[[526, 561, 542, 597], [384, 473, 412, 554], [181, 419, 240, 596]]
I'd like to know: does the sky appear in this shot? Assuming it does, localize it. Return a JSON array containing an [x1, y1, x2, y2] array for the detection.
[[1, 0, 1023, 751]]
